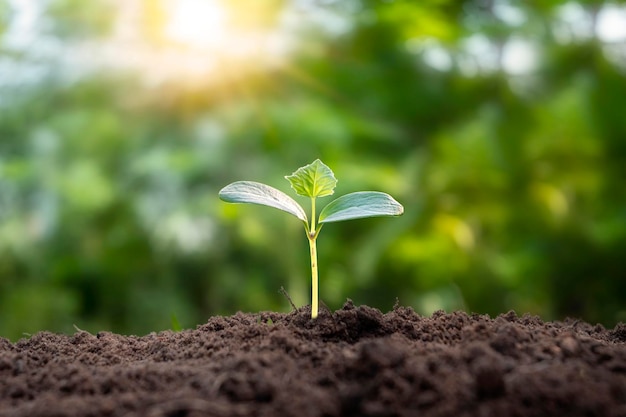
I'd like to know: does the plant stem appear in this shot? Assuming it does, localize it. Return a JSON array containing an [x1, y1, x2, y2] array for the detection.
[[308, 235, 318, 319], [309, 197, 318, 319]]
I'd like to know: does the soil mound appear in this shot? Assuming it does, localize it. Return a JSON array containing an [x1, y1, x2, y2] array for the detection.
[[1, 301, 625, 417]]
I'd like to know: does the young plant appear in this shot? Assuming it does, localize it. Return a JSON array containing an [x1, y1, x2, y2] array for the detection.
[[219, 159, 404, 319]]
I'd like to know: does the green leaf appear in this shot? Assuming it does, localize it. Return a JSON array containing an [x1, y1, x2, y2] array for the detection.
[[285, 159, 337, 198], [319, 191, 404, 224], [219, 181, 307, 223]]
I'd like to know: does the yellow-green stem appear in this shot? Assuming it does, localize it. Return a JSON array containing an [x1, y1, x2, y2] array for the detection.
[[308, 235, 318, 319], [309, 197, 318, 319]]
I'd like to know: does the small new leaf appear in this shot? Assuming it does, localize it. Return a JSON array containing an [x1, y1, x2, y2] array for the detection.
[[219, 181, 308, 224], [285, 159, 337, 198], [318, 191, 404, 224]]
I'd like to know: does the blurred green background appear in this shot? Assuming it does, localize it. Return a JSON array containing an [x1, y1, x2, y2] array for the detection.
[[1, 0, 625, 340]]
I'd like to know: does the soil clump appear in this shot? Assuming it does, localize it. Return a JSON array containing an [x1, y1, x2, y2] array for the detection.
[[1, 300, 625, 417]]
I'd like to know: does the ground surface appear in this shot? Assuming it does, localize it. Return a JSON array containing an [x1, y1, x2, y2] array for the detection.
[[1, 301, 625, 417]]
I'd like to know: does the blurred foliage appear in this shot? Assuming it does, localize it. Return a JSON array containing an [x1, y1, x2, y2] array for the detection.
[[1, 0, 625, 340], [0, 1, 9, 37], [46, 0, 116, 38]]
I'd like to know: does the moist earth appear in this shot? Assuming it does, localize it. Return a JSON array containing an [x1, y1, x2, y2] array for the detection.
[[1, 300, 625, 417]]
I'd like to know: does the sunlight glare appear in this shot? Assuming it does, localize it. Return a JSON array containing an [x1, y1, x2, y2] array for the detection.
[[165, 0, 228, 49]]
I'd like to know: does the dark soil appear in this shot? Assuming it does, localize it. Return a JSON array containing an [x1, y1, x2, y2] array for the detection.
[[1, 301, 625, 417]]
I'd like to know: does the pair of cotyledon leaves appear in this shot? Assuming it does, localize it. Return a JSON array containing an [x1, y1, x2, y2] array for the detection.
[[219, 159, 403, 227]]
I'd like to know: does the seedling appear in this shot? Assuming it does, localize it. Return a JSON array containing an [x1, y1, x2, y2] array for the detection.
[[219, 159, 404, 319]]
